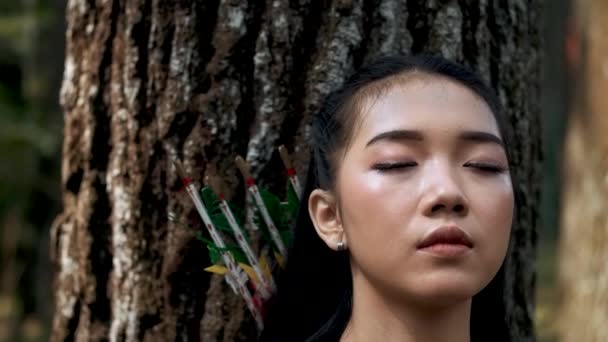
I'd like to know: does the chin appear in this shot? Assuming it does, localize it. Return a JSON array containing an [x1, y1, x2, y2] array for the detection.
[[418, 285, 476, 307], [401, 274, 485, 308]]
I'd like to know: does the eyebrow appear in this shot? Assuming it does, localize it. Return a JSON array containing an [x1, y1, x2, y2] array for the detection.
[[365, 129, 504, 148], [458, 131, 504, 147], [366, 130, 423, 147]]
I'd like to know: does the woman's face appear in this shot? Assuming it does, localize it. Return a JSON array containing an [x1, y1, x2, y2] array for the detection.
[[335, 76, 513, 307]]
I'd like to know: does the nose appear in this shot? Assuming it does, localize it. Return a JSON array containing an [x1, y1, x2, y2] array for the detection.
[[420, 161, 468, 217]]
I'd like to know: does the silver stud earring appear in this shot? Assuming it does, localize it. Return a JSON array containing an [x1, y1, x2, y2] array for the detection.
[[336, 240, 346, 251]]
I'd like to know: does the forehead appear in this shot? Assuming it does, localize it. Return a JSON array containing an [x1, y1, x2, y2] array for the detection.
[[351, 76, 500, 144]]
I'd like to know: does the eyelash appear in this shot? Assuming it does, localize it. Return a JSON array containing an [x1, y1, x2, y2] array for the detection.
[[373, 161, 507, 173], [464, 162, 507, 173], [373, 161, 418, 171]]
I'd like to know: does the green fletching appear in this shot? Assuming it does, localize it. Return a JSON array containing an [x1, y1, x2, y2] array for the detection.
[[195, 231, 249, 265], [200, 186, 249, 240], [218, 245, 249, 265], [208, 245, 221, 264], [251, 207, 275, 248], [210, 213, 232, 233], [225, 202, 249, 241], [197, 183, 297, 264], [195, 232, 222, 264], [252, 208, 269, 233], [228, 203, 246, 227], [207, 244, 248, 265], [259, 188, 282, 226], [196, 190, 252, 265], [200, 187, 235, 235], [280, 229, 293, 247], [254, 186, 297, 250], [200, 186, 220, 208], [278, 202, 291, 229], [279, 181, 299, 234], [194, 231, 214, 246]]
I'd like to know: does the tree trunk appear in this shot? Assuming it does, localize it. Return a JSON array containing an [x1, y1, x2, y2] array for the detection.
[[52, 0, 541, 340], [558, 1, 608, 341]]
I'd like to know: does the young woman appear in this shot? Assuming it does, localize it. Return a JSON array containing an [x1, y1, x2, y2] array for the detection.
[[260, 55, 517, 342]]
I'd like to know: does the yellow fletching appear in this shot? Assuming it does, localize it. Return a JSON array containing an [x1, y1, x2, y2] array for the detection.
[[274, 250, 286, 269], [259, 254, 272, 280], [239, 263, 258, 284], [204, 265, 228, 275]]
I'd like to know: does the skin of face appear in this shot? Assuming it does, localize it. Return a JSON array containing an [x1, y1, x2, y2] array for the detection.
[[311, 75, 514, 311]]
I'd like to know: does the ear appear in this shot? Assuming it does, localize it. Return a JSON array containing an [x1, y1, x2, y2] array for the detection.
[[308, 188, 345, 251]]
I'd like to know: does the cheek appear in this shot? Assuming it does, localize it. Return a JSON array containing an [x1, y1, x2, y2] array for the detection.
[[474, 182, 514, 264], [487, 184, 513, 233], [336, 169, 417, 267], [339, 172, 389, 240]]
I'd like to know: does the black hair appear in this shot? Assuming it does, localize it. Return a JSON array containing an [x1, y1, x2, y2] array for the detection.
[[260, 55, 516, 342]]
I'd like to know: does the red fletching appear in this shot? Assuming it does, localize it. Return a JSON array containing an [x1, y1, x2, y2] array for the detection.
[[252, 293, 265, 318], [178, 177, 192, 192]]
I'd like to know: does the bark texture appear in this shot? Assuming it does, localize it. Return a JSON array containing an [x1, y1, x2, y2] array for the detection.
[[52, 0, 541, 340], [559, 1, 608, 341]]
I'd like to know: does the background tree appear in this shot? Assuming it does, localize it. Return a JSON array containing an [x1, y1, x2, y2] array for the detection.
[[558, 0, 608, 341], [535, 0, 570, 341], [52, 0, 541, 341]]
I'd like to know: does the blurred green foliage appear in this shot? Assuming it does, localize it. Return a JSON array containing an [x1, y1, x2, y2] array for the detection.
[[0, 1, 65, 341]]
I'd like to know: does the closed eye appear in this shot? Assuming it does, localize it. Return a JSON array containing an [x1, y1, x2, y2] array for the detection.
[[464, 162, 507, 173], [373, 161, 418, 172]]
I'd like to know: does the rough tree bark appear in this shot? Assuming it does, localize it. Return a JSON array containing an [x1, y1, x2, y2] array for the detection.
[[51, 0, 541, 341], [558, 1, 608, 341]]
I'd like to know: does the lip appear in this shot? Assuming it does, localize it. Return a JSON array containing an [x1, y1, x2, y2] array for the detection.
[[417, 226, 474, 257]]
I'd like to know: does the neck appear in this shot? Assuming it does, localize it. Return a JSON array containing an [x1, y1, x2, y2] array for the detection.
[[341, 276, 472, 342]]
